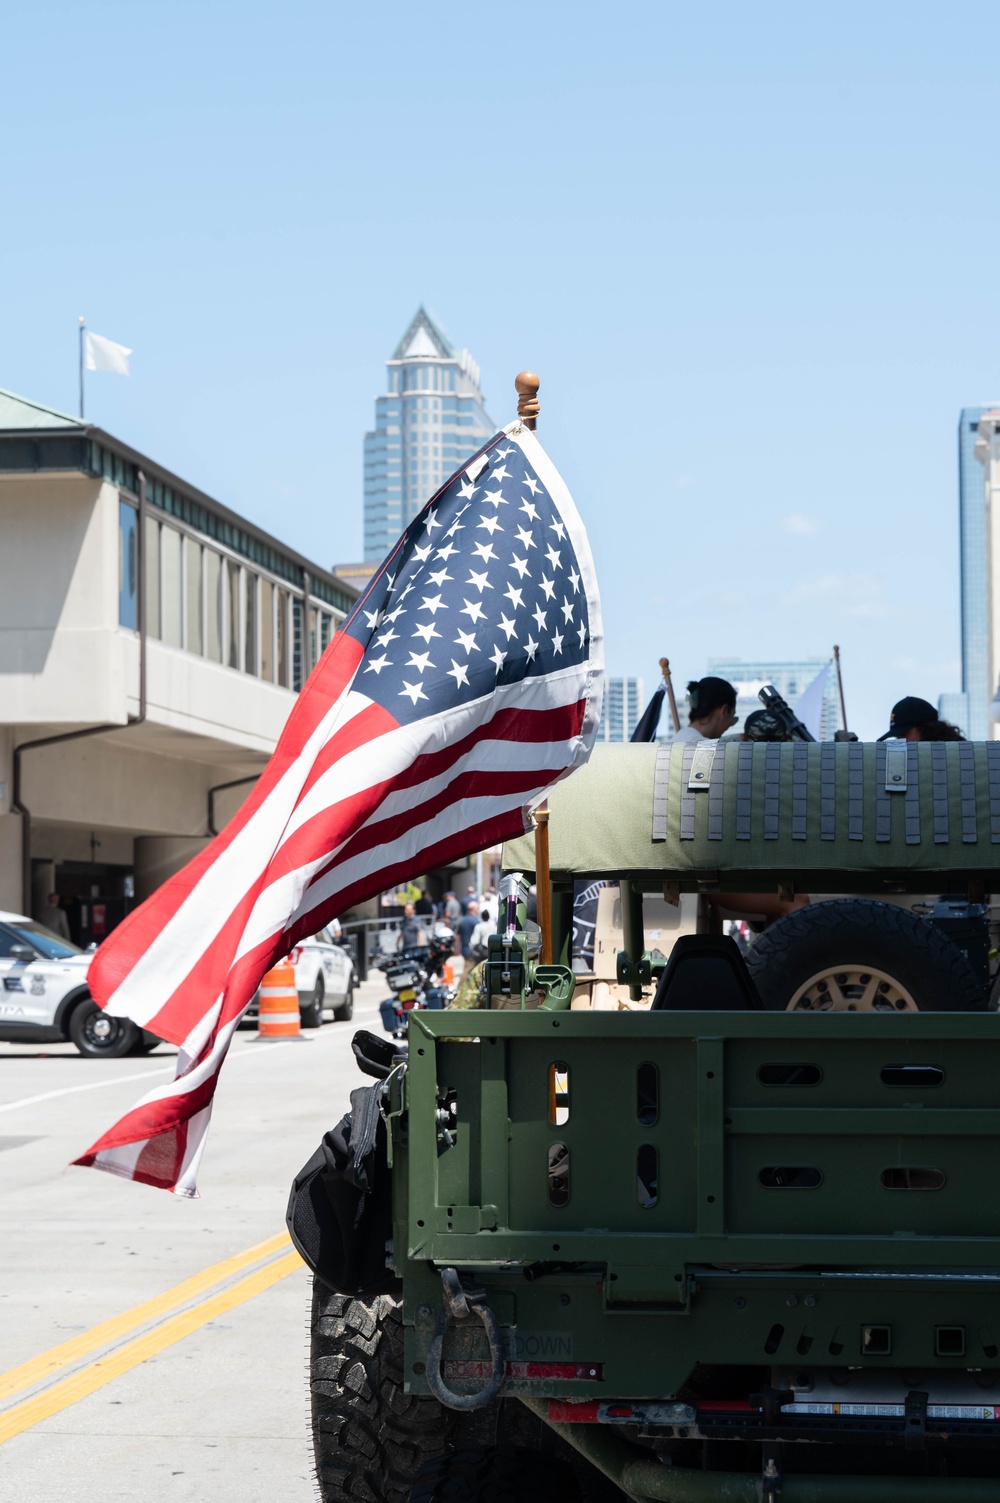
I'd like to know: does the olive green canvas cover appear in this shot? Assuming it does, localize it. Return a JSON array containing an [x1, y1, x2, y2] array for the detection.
[[502, 741, 1000, 892]]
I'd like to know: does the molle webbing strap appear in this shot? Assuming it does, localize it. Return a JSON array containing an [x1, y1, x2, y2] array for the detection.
[[931, 743, 949, 844], [736, 743, 753, 841], [763, 744, 780, 841], [707, 744, 725, 841], [874, 743, 892, 843], [959, 742, 978, 845], [679, 744, 697, 841], [651, 741, 671, 843], [988, 742, 1000, 845], [847, 741, 864, 841], [819, 742, 836, 841], [905, 742, 921, 845], [791, 742, 808, 840]]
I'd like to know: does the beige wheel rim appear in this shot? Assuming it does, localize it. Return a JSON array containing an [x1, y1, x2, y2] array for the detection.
[[787, 965, 918, 1013]]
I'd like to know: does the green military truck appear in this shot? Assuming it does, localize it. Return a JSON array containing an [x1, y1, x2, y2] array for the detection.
[[292, 740, 1000, 1500]]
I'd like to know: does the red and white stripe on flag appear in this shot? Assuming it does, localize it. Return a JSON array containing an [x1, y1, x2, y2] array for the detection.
[[73, 421, 604, 1195]]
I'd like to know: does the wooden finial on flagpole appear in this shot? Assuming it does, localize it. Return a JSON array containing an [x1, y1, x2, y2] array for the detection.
[[659, 657, 682, 733], [515, 371, 540, 430]]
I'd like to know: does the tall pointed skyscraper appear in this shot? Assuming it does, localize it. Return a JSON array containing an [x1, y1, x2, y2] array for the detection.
[[363, 308, 495, 560]]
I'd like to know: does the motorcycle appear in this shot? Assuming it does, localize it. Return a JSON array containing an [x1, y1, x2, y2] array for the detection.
[[377, 925, 455, 1037]]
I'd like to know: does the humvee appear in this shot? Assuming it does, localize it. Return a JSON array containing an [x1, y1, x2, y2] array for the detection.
[[293, 740, 1000, 1500]]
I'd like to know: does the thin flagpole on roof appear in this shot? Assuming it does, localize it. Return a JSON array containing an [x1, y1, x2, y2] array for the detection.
[[78, 317, 85, 419]]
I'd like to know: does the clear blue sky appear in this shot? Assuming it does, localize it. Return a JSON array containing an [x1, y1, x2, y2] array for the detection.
[[4, 1, 999, 737]]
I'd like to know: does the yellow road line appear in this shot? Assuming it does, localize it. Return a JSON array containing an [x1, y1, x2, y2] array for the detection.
[[0, 1230, 291, 1405], [0, 1248, 303, 1444]]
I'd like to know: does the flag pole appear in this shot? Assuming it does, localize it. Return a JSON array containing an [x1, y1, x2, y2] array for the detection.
[[833, 644, 848, 734], [78, 317, 85, 420], [515, 371, 553, 964], [660, 657, 681, 732]]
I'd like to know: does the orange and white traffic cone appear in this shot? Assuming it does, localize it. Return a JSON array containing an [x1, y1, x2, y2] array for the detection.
[[255, 961, 307, 1041]]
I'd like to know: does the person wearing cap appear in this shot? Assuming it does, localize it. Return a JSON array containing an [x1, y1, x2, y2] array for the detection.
[[879, 697, 965, 743], [672, 676, 739, 744], [741, 708, 791, 743]]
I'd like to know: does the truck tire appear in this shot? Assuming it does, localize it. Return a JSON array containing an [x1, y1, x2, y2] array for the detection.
[[409, 1448, 580, 1503], [334, 983, 354, 1022], [311, 1281, 454, 1502], [746, 898, 986, 1013]]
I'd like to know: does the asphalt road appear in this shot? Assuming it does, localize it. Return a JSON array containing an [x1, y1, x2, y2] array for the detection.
[[0, 975, 388, 1501]]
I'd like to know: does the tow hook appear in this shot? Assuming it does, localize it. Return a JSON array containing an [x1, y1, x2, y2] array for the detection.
[[424, 1266, 504, 1412]]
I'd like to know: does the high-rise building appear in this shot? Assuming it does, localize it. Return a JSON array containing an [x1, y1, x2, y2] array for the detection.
[[596, 677, 644, 742], [363, 308, 495, 561], [954, 406, 992, 739], [975, 407, 1000, 735], [706, 657, 841, 740]]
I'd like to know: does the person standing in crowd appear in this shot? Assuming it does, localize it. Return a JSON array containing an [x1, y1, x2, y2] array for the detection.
[[38, 891, 70, 941], [470, 905, 493, 961], [456, 900, 480, 959], [442, 890, 461, 926], [414, 888, 436, 921], [878, 696, 965, 742], [397, 902, 425, 951], [672, 676, 739, 744], [461, 884, 478, 915]]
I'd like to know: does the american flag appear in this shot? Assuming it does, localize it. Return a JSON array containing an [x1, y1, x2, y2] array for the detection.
[[74, 422, 603, 1195]]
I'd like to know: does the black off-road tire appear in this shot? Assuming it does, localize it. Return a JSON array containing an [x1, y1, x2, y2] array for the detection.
[[310, 1281, 454, 1502], [746, 898, 986, 1013], [409, 1447, 581, 1503]]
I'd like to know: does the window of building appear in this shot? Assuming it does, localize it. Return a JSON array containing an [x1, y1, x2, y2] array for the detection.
[[185, 538, 203, 655], [205, 549, 222, 661], [144, 515, 160, 637], [320, 611, 332, 652], [118, 499, 138, 630], [261, 577, 274, 681], [161, 526, 183, 648], [277, 588, 289, 686], [227, 559, 240, 669], [244, 570, 258, 676]]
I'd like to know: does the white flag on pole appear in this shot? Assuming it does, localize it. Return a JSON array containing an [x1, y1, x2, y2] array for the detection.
[[793, 661, 831, 739], [85, 331, 132, 376]]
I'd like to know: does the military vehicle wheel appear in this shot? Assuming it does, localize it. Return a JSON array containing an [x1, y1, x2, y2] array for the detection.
[[310, 1280, 453, 1502], [409, 1447, 580, 1502], [746, 898, 985, 1012]]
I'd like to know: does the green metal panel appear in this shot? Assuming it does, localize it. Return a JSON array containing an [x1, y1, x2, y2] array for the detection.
[[398, 1009, 1000, 1403], [501, 742, 1000, 892]]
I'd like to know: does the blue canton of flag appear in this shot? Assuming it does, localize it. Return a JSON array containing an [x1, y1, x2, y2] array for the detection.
[[347, 431, 594, 725]]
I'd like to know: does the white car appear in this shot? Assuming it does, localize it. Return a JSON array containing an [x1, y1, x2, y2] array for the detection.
[[0, 910, 157, 1059], [245, 928, 355, 1029]]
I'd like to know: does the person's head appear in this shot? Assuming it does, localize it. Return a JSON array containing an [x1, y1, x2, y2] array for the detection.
[[742, 709, 790, 743], [468, 900, 479, 916], [47, 892, 60, 906], [879, 696, 965, 743], [403, 902, 416, 919], [480, 907, 491, 925], [466, 884, 476, 896], [687, 676, 739, 738]]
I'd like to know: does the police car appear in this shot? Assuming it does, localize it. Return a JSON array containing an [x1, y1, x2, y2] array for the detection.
[[0, 911, 157, 1059], [244, 928, 356, 1029]]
